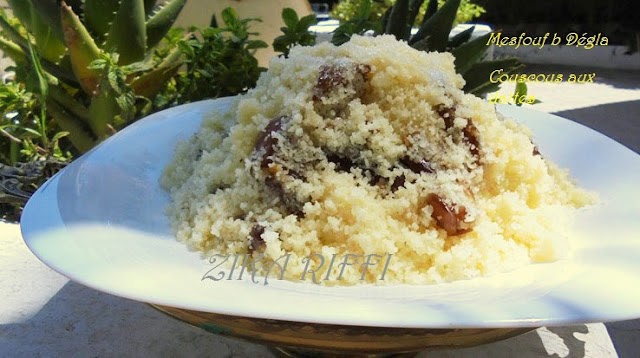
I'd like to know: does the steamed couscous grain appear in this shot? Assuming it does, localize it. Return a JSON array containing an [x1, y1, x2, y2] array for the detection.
[[162, 35, 594, 285]]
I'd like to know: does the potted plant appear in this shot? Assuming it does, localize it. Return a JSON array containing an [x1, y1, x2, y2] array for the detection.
[[0, 1, 267, 220]]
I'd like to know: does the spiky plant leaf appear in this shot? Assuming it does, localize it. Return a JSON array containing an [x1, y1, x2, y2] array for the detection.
[[0, 37, 26, 62], [146, 0, 186, 49], [144, 0, 158, 16], [0, 15, 29, 49], [385, 0, 409, 41], [407, 0, 426, 27], [130, 61, 181, 98], [423, 0, 438, 22], [47, 99, 95, 152], [60, 2, 101, 95], [105, 0, 146, 65], [48, 85, 89, 121], [447, 25, 474, 48], [462, 58, 523, 96], [84, 0, 119, 42], [379, 6, 392, 35], [88, 85, 119, 139], [5, 1, 32, 30], [40, 56, 78, 85], [451, 31, 490, 74], [130, 45, 183, 97], [30, 0, 65, 44], [29, 7, 67, 62], [410, 0, 459, 51]]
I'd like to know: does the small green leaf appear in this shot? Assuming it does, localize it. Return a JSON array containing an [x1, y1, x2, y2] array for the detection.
[[221, 8, 240, 29], [296, 14, 317, 32], [356, 0, 372, 18], [512, 82, 538, 107], [282, 8, 299, 29], [246, 39, 268, 50], [22, 127, 42, 137], [331, 0, 376, 46], [514, 82, 527, 97], [51, 131, 70, 143], [273, 8, 315, 56]]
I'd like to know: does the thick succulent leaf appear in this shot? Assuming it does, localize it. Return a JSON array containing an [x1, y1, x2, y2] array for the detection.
[[144, 0, 158, 16], [26, 34, 48, 100], [8, 0, 68, 59], [84, 0, 119, 41], [105, 0, 147, 65], [0, 37, 26, 62], [451, 32, 490, 74], [6, 0, 33, 29], [88, 82, 119, 139], [407, 0, 425, 29], [209, 13, 218, 28], [47, 99, 96, 152], [130, 61, 181, 98], [30, 7, 67, 62], [30, 0, 65, 44], [146, 0, 186, 49], [41, 56, 78, 85], [385, 0, 410, 41], [379, 6, 392, 36], [0, 15, 29, 49], [462, 58, 523, 96], [60, 2, 101, 94], [448, 25, 474, 48], [410, 0, 459, 51], [48, 85, 90, 121], [422, 0, 438, 26]]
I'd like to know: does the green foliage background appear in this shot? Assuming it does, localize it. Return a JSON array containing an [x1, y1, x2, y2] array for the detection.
[[332, 0, 485, 26]]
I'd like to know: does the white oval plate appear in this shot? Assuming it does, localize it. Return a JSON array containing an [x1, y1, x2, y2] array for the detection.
[[21, 98, 640, 328]]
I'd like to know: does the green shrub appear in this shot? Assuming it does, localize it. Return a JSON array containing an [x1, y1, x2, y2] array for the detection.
[[0, 3, 266, 214], [332, 0, 485, 26]]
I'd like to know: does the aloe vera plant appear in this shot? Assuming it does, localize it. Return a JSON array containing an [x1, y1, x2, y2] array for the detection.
[[1, 4, 267, 215], [332, 0, 523, 96], [0, 0, 186, 152]]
